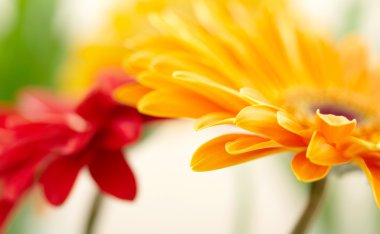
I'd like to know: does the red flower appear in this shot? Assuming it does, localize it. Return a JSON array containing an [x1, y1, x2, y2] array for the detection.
[[0, 102, 78, 232], [0, 74, 149, 232]]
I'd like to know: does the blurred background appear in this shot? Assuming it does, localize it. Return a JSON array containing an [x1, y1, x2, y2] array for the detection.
[[1, 0, 380, 233]]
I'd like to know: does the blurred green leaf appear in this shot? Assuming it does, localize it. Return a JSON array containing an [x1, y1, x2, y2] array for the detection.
[[0, 0, 65, 102], [6, 200, 33, 234], [337, 0, 363, 38]]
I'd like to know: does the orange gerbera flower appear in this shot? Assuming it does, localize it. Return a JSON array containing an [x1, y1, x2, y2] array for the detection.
[[115, 0, 380, 206]]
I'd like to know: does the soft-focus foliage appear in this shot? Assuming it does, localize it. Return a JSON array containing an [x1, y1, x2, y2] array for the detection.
[[0, 0, 64, 101]]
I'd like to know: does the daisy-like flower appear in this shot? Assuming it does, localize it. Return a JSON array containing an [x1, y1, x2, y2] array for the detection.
[[115, 0, 380, 207], [0, 74, 147, 231]]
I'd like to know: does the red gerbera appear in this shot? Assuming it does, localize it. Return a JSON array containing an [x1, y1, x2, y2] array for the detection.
[[0, 74, 149, 232]]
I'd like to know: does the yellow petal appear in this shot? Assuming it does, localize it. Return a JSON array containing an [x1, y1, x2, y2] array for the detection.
[[291, 151, 330, 182], [137, 71, 177, 89], [173, 71, 248, 113], [225, 135, 281, 154], [239, 87, 270, 105], [124, 50, 157, 74], [307, 131, 351, 166], [356, 158, 380, 208], [338, 36, 369, 88], [150, 52, 236, 88], [194, 112, 234, 131], [191, 134, 282, 171], [137, 88, 225, 118], [235, 105, 305, 147], [316, 110, 356, 143], [114, 82, 152, 107]]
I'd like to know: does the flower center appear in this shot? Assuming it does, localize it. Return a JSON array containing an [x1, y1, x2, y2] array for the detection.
[[280, 87, 380, 127], [313, 104, 359, 121]]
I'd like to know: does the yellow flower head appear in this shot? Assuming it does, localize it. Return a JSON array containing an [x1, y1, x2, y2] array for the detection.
[[59, 0, 191, 97], [115, 0, 380, 207]]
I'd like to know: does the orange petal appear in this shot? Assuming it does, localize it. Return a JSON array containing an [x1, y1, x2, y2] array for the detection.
[[307, 131, 351, 166], [137, 88, 225, 118], [194, 112, 234, 131], [235, 105, 305, 147], [114, 82, 152, 107], [316, 110, 356, 143], [291, 151, 330, 182], [225, 135, 281, 154], [356, 158, 380, 208], [191, 134, 282, 171], [338, 137, 380, 157], [277, 111, 312, 138]]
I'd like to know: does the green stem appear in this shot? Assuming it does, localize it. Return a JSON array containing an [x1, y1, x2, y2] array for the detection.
[[232, 167, 253, 234], [292, 179, 328, 234], [85, 191, 103, 234]]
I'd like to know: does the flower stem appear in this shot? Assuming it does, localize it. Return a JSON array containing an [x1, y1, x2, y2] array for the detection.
[[292, 179, 327, 234], [232, 167, 253, 234], [85, 191, 103, 234]]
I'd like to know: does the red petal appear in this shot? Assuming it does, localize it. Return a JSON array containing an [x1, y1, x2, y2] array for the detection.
[[0, 200, 14, 233], [0, 169, 35, 233], [75, 74, 138, 125], [95, 70, 131, 93], [16, 89, 71, 120], [89, 151, 136, 200], [100, 114, 142, 150], [0, 144, 48, 173], [0, 123, 76, 173], [76, 91, 112, 122], [39, 157, 84, 206], [1, 166, 35, 200], [141, 114, 161, 123]]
